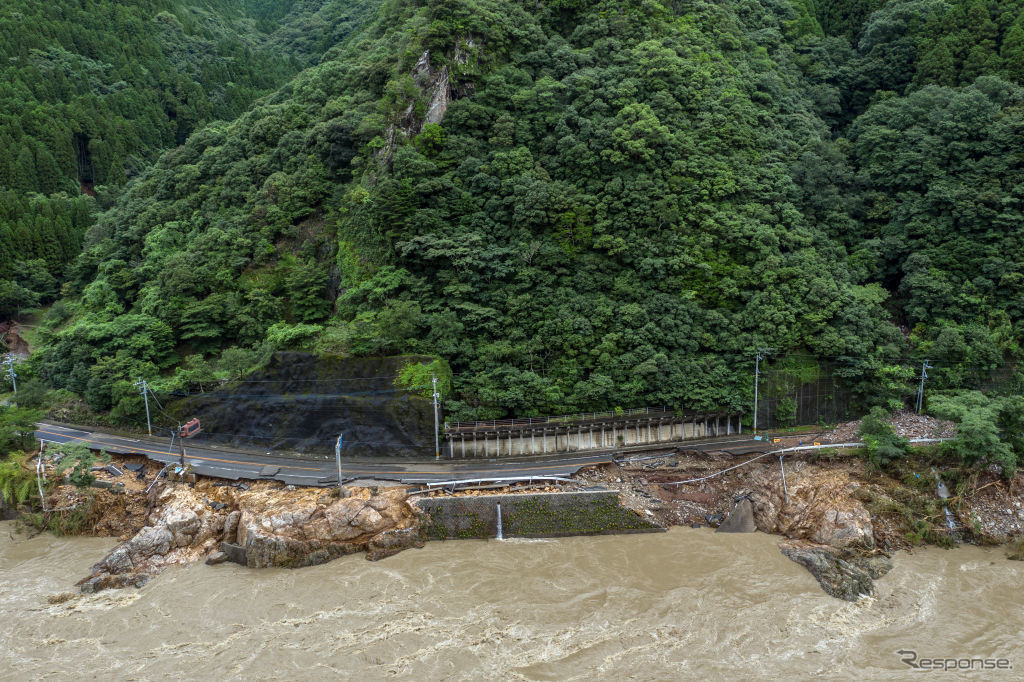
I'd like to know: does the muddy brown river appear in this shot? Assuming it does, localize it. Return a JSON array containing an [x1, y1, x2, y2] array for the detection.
[[1, 522, 1021, 679]]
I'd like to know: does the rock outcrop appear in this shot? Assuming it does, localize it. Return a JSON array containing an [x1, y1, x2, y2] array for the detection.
[[78, 483, 423, 593], [378, 36, 478, 163], [716, 497, 756, 533], [779, 540, 893, 601], [747, 465, 891, 601], [749, 466, 874, 548]]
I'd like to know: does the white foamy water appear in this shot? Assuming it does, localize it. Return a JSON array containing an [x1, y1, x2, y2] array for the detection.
[[1, 522, 1021, 679]]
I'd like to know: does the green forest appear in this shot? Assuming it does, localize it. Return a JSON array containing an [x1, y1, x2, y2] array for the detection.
[[0, 0, 376, 310], [4, 0, 1024, 472]]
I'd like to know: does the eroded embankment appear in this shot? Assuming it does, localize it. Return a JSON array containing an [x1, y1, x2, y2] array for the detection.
[[576, 445, 1024, 600], [73, 475, 422, 593], [16, 437, 1024, 601], [25, 453, 659, 593]]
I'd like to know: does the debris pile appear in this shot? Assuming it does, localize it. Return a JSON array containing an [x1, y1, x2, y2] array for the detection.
[[820, 410, 956, 443]]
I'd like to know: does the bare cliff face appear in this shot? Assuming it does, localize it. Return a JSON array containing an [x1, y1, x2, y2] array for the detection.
[[78, 482, 422, 593], [378, 36, 478, 163], [749, 467, 874, 549]]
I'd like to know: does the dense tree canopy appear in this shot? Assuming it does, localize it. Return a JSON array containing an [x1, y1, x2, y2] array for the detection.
[[0, 0, 376, 315], [18, 0, 1024, 424]]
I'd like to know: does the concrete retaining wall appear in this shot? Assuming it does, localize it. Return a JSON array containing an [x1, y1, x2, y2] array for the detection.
[[414, 491, 663, 541], [444, 413, 740, 459]]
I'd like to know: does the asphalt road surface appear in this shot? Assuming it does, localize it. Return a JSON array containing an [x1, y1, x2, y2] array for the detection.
[[34, 422, 767, 487]]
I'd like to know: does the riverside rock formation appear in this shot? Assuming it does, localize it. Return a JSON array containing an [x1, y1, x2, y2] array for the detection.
[[750, 467, 875, 549], [78, 482, 422, 593], [747, 466, 891, 601], [778, 540, 894, 602]]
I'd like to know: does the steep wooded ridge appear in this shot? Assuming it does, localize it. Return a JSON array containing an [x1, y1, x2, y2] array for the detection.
[[16, 0, 1024, 427], [0, 0, 377, 301]]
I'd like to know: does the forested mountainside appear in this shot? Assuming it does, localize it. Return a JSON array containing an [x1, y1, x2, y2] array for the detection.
[[0, 0, 376, 305], [16, 0, 1024, 424]]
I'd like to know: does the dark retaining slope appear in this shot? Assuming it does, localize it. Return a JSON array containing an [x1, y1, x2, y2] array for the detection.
[[169, 353, 435, 458]]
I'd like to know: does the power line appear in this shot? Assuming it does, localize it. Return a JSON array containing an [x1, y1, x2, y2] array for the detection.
[[158, 388, 407, 399], [225, 376, 405, 383]]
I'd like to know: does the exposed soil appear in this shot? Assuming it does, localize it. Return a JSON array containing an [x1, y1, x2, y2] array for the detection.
[[573, 448, 1024, 551], [1, 321, 30, 357]]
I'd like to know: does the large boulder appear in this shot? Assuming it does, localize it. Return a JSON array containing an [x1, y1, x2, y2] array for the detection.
[[716, 498, 757, 533], [127, 525, 173, 559]]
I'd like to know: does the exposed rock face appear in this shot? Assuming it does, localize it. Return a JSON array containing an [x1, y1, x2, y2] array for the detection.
[[379, 37, 477, 162], [78, 484, 422, 593], [414, 50, 450, 126], [750, 466, 874, 548], [716, 498, 756, 533], [747, 465, 889, 600], [236, 487, 421, 568]]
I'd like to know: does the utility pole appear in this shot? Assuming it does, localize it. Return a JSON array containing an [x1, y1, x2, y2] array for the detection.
[[916, 360, 933, 414], [753, 348, 775, 436], [176, 423, 186, 470], [134, 377, 151, 436], [431, 374, 440, 459], [4, 355, 15, 394], [335, 433, 345, 496]]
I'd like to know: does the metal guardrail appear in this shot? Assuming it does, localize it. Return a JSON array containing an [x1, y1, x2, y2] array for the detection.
[[445, 406, 678, 431], [407, 475, 577, 491]]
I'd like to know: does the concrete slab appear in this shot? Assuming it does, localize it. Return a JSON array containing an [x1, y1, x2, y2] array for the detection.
[[716, 498, 756, 533]]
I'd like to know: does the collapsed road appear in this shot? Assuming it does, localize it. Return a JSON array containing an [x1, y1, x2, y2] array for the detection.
[[34, 422, 770, 487]]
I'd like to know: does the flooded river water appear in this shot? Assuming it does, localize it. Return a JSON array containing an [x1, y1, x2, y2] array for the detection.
[[2, 522, 1021, 679]]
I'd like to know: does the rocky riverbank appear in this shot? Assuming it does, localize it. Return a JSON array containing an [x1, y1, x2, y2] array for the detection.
[[74, 477, 422, 592], [17, 436, 1024, 601], [575, 443, 1024, 600]]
